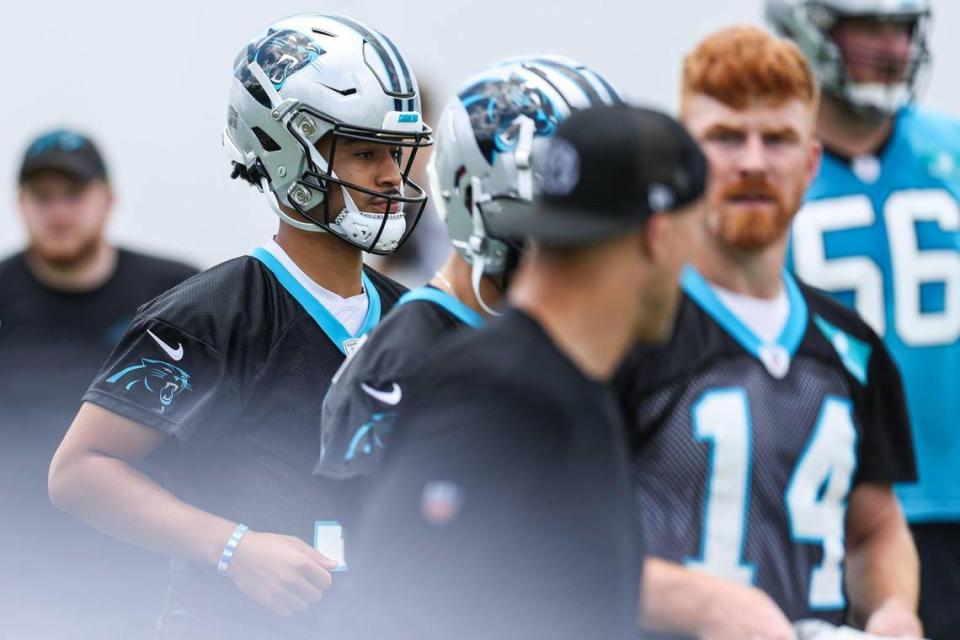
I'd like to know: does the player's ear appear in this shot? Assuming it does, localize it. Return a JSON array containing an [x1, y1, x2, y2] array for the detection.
[[637, 212, 670, 264], [805, 137, 823, 188]]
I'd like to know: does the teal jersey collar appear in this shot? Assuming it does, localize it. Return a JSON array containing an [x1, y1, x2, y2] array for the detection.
[[681, 265, 808, 373], [398, 286, 486, 329], [250, 247, 382, 355]]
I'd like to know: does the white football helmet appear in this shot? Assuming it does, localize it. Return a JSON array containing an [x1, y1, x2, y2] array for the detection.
[[223, 14, 433, 254], [766, 0, 931, 116], [427, 56, 622, 313]]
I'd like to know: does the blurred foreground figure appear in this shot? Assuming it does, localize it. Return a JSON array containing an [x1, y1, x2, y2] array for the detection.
[[770, 2, 960, 636], [318, 55, 624, 483], [619, 26, 922, 639], [0, 129, 195, 638], [344, 104, 706, 640]]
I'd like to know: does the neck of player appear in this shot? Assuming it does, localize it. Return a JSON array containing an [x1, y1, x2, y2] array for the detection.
[[816, 94, 895, 158], [430, 253, 502, 318], [26, 241, 117, 293], [509, 242, 640, 382], [694, 224, 787, 299], [276, 222, 364, 297]]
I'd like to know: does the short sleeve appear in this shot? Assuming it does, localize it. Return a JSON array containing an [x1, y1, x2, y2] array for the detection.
[[854, 337, 917, 485], [83, 315, 230, 442]]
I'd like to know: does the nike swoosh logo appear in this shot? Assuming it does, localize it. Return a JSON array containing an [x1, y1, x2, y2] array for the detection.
[[147, 328, 184, 362], [360, 382, 402, 405]]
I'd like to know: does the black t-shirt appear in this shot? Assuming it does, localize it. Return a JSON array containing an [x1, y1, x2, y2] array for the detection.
[[341, 308, 642, 640], [83, 249, 405, 638], [615, 267, 916, 626], [0, 248, 196, 637], [317, 285, 486, 481]]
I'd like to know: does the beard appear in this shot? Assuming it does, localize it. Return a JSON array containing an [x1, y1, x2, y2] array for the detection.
[[705, 177, 801, 251], [31, 232, 102, 269]]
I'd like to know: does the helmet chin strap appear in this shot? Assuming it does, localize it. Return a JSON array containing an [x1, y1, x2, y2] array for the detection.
[[467, 176, 501, 317], [513, 115, 536, 202], [259, 178, 326, 233]]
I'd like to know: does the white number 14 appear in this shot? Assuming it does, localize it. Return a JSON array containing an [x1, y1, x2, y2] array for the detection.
[[687, 389, 857, 609]]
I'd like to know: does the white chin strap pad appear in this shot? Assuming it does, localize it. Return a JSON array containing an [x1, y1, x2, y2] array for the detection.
[[846, 82, 910, 114], [332, 207, 407, 253]]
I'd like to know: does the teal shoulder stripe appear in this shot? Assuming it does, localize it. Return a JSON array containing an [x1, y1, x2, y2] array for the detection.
[[250, 248, 382, 355], [398, 286, 486, 329], [813, 315, 872, 386]]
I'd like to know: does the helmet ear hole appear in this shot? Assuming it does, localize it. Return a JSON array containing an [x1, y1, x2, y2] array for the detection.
[[252, 127, 281, 152]]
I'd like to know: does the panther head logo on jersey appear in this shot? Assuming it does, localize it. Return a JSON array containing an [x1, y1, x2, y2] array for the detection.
[[234, 28, 325, 106], [106, 358, 193, 413], [459, 74, 559, 164]]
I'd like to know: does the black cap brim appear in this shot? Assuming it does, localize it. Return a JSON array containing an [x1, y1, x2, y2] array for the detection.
[[19, 151, 105, 184], [489, 204, 647, 247]]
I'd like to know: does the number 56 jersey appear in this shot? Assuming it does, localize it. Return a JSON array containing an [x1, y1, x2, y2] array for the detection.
[[615, 267, 916, 624], [789, 107, 960, 523]]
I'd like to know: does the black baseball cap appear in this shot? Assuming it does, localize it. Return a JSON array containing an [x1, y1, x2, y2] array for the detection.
[[490, 104, 707, 246], [18, 129, 109, 184]]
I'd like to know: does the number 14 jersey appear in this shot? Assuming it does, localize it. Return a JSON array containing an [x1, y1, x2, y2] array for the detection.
[[615, 266, 916, 624]]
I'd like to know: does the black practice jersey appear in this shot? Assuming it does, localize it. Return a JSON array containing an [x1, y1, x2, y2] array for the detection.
[[83, 247, 405, 638], [0, 248, 195, 637], [615, 266, 916, 626], [341, 308, 642, 640], [317, 285, 486, 480]]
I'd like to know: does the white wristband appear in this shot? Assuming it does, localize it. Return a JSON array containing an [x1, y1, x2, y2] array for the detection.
[[217, 524, 249, 576]]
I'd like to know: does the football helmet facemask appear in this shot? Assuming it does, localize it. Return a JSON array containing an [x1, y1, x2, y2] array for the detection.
[[766, 0, 931, 116]]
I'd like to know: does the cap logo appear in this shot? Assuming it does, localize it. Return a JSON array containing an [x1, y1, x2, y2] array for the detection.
[[28, 131, 86, 157], [648, 183, 675, 212], [541, 137, 580, 196]]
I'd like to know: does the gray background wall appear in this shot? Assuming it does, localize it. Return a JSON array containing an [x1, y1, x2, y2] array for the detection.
[[1, 0, 956, 267]]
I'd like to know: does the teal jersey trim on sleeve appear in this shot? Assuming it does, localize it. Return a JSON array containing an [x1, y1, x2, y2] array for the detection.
[[398, 286, 486, 329], [681, 265, 808, 361], [812, 315, 872, 386], [250, 247, 382, 355]]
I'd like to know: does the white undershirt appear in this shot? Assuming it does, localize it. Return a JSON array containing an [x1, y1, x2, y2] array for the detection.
[[710, 281, 790, 344], [262, 239, 369, 335]]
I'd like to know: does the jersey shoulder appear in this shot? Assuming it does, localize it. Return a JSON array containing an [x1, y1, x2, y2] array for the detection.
[[116, 247, 198, 284], [0, 251, 26, 285], [355, 299, 463, 384], [137, 255, 302, 355], [898, 106, 960, 147], [799, 280, 882, 348]]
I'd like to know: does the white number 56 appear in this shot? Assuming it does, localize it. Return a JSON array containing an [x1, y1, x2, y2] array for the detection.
[[792, 188, 960, 346]]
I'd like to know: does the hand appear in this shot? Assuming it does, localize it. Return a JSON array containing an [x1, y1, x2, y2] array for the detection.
[[699, 580, 797, 640], [225, 530, 337, 617], [864, 599, 923, 639]]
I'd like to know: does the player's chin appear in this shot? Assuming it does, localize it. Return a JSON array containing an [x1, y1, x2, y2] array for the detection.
[[33, 239, 96, 266], [717, 208, 789, 251]]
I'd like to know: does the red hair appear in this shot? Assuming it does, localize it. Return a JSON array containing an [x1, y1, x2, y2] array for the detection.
[[680, 26, 819, 115]]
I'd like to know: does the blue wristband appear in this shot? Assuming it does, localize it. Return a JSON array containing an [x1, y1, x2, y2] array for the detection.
[[217, 524, 249, 576]]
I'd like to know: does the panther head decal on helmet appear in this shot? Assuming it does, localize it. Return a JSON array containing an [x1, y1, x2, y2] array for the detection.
[[427, 56, 623, 314]]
